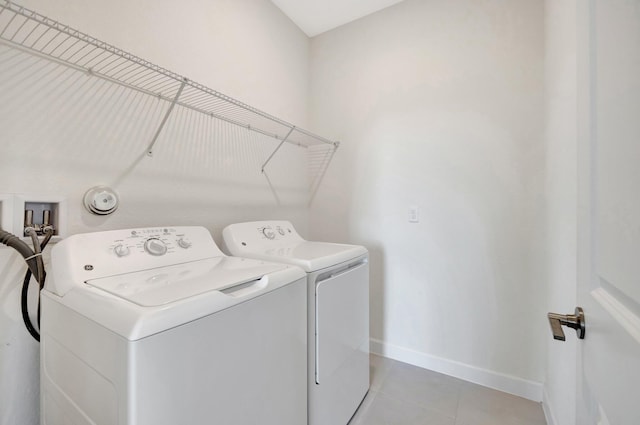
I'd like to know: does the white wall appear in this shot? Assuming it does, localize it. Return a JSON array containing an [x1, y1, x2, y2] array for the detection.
[[0, 1, 311, 424], [541, 1, 578, 424], [309, 0, 547, 400]]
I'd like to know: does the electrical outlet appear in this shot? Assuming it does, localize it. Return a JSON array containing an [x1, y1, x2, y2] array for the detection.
[[14, 195, 67, 242], [408, 206, 419, 223]]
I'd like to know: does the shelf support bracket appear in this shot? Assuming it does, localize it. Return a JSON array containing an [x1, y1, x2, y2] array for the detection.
[[308, 141, 340, 206], [261, 126, 295, 173], [146, 78, 187, 156]]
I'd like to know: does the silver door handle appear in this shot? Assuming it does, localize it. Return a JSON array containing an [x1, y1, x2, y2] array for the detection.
[[547, 307, 586, 341]]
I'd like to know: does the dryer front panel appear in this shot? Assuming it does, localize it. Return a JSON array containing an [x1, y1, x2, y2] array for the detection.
[[315, 260, 369, 385]]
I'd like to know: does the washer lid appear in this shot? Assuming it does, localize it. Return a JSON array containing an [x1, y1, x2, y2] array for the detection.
[[86, 256, 286, 307]]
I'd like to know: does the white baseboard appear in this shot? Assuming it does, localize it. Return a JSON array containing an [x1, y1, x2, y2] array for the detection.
[[370, 338, 543, 402], [542, 388, 557, 425]]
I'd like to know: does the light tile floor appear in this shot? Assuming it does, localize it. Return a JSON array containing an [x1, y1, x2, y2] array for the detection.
[[348, 355, 547, 425]]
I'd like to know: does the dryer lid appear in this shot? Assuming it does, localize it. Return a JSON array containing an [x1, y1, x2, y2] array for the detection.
[[234, 241, 366, 272], [222, 220, 367, 272], [85, 256, 286, 306], [266, 241, 367, 272]]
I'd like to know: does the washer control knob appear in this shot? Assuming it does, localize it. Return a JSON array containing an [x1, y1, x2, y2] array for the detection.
[[177, 237, 192, 249], [114, 244, 130, 257], [144, 238, 167, 256], [262, 228, 276, 240]]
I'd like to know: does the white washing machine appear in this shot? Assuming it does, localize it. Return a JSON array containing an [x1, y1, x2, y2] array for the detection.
[[222, 220, 369, 425], [41, 226, 307, 425]]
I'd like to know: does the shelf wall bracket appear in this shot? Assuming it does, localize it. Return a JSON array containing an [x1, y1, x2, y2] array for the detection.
[[308, 141, 340, 206], [261, 126, 295, 173], [146, 78, 187, 156]]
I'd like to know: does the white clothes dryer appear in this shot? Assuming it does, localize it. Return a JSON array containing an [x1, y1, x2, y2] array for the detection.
[[222, 220, 369, 425], [41, 226, 307, 425]]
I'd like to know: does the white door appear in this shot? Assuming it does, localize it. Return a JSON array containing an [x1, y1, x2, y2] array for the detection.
[[575, 0, 640, 424]]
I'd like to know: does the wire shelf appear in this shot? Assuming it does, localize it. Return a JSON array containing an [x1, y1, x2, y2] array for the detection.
[[0, 0, 339, 157]]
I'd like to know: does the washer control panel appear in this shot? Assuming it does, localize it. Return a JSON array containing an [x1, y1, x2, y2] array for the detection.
[[49, 226, 222, 297], [108, 227, 198, 259]]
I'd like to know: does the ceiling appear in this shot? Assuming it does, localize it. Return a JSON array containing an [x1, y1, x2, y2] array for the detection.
[[270, 0, 406, 37]]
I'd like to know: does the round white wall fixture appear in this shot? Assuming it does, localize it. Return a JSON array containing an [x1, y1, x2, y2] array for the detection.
[[83, 186, 119, 215]]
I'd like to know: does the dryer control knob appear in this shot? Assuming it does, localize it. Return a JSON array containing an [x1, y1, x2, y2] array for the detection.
[[262, 228, 276, 240], [144, 238, 167, 256], [177, 237, 192, 249], [114, 244, 130, 257]]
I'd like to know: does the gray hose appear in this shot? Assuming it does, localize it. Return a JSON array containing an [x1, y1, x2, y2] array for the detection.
[[0, 229, 42, 283], [25, 228, 44, 286], [1, 227, 49, 342]]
